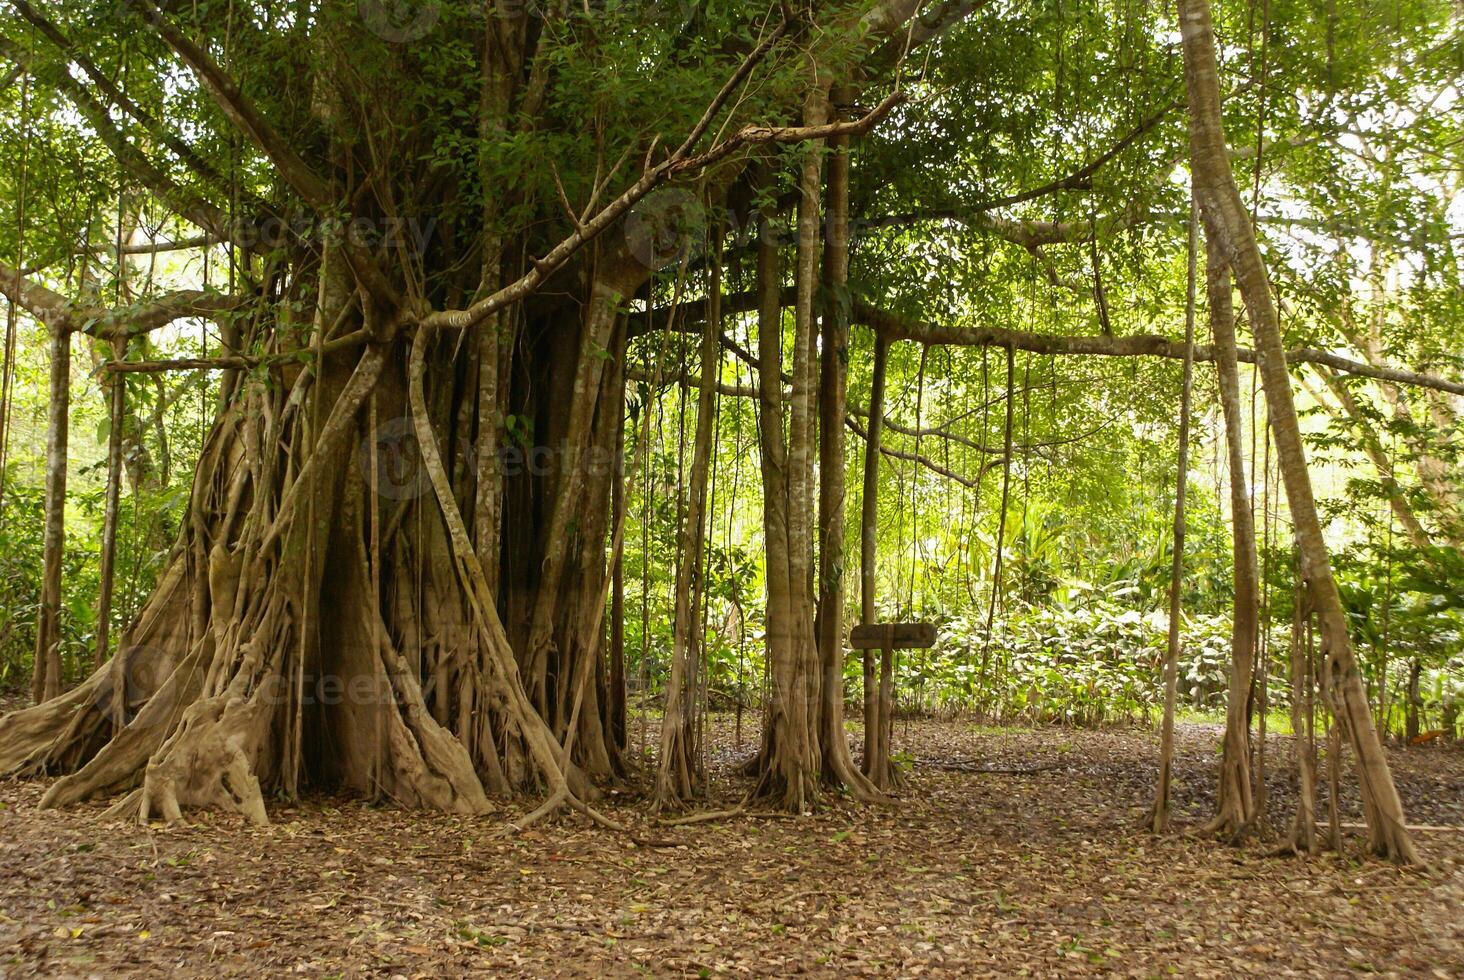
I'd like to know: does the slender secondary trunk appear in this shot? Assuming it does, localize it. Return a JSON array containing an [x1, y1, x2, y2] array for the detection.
[[860, 335, 892, 786], [1151, 198, 1198, 833], [751, 176, 809, 808], [1324, 681, 1344, 852], [1254, 431, 1274, 825], [31, 325, 69, 703], [750, 82, 830, 809], [1179, 0, 1418, 862], [609, 410, 627, 753], [1199, 236, 1258, 842], [817, 115, 877, 799], [95, 341, 127, 670]]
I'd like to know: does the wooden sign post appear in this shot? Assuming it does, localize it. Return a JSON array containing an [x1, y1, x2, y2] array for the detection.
[[849, 623, 937, 651], [851, 622, 935, 789]]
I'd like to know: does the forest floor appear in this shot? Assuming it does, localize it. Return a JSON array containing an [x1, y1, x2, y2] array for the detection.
[[0, 711, 1461, 978]]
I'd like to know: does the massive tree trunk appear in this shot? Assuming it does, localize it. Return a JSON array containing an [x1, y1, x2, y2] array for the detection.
[[0, 0, 961, 826], [1199, 238, 1258, 842], [0, 238, 641, 825], [1179, 0, 1418, 862]]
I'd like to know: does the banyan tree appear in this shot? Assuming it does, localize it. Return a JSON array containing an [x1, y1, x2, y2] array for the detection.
[[0, 0, 1454, 863]]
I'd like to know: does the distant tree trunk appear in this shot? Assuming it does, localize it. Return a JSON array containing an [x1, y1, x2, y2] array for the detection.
[[1405, 659, 1422, 741], [1180, 0, 1418, 863], [31, 325, 69, 704], [1199, 237, 1258, 842], [1336, 301, 1464, 549], [82, 337, 161, 494], [1314, 370, 1431, 549], [1151, 197, 1198, 834], [654, 242, 719, 808]]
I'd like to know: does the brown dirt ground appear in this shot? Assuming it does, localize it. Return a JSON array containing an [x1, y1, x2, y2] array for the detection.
[[0, 716, 1460, 978]]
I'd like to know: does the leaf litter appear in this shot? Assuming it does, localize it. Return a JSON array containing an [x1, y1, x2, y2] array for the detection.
[[0, 718, 1459, 977]]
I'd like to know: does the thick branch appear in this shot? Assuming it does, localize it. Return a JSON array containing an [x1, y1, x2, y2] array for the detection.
[[85, 291, 247, 340], [0, 259, 74, 327], [854, 302, 1464, 396]]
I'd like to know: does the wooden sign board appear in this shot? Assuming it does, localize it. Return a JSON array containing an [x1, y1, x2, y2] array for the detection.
[[849, 622, 936, 650]]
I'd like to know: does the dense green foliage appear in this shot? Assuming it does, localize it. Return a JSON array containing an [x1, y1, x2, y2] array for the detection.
[[0, 0, 1458, 743]]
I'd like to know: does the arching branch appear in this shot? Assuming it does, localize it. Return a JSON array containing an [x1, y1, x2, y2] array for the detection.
[[9, 0, 230, 189], [126, 0, 333, 209], [0, 35, 247, 252], [845, 416, 997, 488]]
